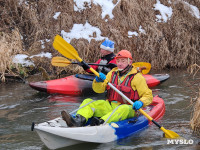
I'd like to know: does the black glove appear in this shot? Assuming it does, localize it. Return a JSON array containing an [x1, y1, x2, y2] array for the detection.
[[106, 63, 117, 69]]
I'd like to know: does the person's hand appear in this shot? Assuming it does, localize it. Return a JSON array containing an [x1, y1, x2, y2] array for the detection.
[[95, 72, 106, 82], [132, 101, 143, 110]]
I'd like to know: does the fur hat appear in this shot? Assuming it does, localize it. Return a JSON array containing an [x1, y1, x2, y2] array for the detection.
[[100, 39, 114, 52]]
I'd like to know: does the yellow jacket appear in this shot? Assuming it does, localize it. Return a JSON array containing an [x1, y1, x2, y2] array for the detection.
[[92, 67, 153, 107]]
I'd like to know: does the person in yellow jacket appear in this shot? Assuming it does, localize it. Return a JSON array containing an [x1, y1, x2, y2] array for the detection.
[[61, 50, 153, 127]]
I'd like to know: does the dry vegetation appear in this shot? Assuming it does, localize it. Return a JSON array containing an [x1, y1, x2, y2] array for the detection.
[[190, 90, 200, 135], [0, 0, 199, 81], [0, 29, 23, 81], [188, 64, 200, 135]]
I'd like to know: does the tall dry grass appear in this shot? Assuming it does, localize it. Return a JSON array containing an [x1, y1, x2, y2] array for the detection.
[[0, 29, 23, 81], [0, 0, 199, 80], [190, 89, 200, 135], [188, 64, 200, 135]]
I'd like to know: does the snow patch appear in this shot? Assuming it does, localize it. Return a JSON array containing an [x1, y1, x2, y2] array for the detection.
[[13, 52, 52, 67], [128, 26, 146, 38], [139, 26, 146, 34], [40, 39, 51, 49], [13, 54, 34, 67], [53, 12, 61, 19], [73, 0, 120, 19], [30, 52, 52, 59], [128, 31, 138, 38], [61, 21, 105, 43], [154, 0, 173, 22], [183, 1, 200, 19]]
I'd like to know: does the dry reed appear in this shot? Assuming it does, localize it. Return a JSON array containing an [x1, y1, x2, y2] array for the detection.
[[0, 0, 199, 80], [0, 29, 23, 81], [188, 64, 200, 135], [190, 89, 200, 135]]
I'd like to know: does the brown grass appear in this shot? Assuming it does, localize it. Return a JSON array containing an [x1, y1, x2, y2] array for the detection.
[[190, 89, 200, 135], [0, 29, 23, 81], [0, 0, 199, 81], [188, 64, 200, 135]]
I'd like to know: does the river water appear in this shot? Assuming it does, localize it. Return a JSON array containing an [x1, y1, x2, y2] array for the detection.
[[0, 70, 200, 150]]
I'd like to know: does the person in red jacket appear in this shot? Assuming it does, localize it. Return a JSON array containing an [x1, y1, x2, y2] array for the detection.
[[81, 39, 116, 75]]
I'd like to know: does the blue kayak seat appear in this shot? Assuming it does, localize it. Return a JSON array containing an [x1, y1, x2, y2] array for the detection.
[[75, 74, 96, 81]]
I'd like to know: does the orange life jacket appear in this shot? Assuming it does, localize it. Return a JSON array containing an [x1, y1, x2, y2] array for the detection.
[[106, 71, 140, 104]]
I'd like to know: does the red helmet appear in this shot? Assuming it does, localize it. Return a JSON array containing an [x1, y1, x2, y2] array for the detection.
[[115, 50, 132, 60]]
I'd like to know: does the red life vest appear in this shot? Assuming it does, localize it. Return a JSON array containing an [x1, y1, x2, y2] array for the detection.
[[106, 71, 140, 104]]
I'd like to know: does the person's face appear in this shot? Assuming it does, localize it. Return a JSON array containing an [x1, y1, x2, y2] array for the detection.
[[116, 58, 132, 70], [100, 49, 111, 56]]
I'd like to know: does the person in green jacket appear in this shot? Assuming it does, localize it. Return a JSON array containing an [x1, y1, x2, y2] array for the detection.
[[61, 50, 153, 127]]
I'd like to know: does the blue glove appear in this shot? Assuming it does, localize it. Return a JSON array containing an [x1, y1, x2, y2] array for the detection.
[[132, 101, 143, 110], [95, 72, 106, 82]]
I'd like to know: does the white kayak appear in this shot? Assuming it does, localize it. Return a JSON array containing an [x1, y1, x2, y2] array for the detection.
[[33, 95, 165, 149]]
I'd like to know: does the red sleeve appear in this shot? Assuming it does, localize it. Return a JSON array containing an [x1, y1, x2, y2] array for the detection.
[[85, 59, 101, 73], [108, 58, 116, 65]]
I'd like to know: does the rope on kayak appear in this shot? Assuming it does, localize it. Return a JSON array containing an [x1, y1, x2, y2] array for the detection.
[[103, 105, 121, 125], [69, 100, 96, 115]]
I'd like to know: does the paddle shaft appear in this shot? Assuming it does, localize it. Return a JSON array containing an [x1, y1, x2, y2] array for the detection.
[[72, 62, 108, 66]]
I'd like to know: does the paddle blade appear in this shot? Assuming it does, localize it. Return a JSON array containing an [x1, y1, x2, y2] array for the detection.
[[133, 62, 151, 74], [164, 130, 180, 139], [51, 57, 71, 67], [53, 35, 79, 60]]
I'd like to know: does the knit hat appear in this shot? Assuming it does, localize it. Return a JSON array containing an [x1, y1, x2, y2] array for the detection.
[[100, 39, 114, 52]]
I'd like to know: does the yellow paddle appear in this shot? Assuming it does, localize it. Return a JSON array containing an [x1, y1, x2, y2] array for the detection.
[[132, 62, 151, 74], [51, 56, 115, 66], [51, 56, 151, 74], [51, 56, 106, 67], [53, 35, 180, 139], [51, 57, 72, 67]]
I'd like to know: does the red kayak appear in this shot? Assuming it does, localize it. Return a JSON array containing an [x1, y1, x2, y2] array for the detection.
[[29, 74, 169, 96]]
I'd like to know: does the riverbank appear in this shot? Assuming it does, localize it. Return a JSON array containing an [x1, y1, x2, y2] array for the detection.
[[0, 0, 199, 82]]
